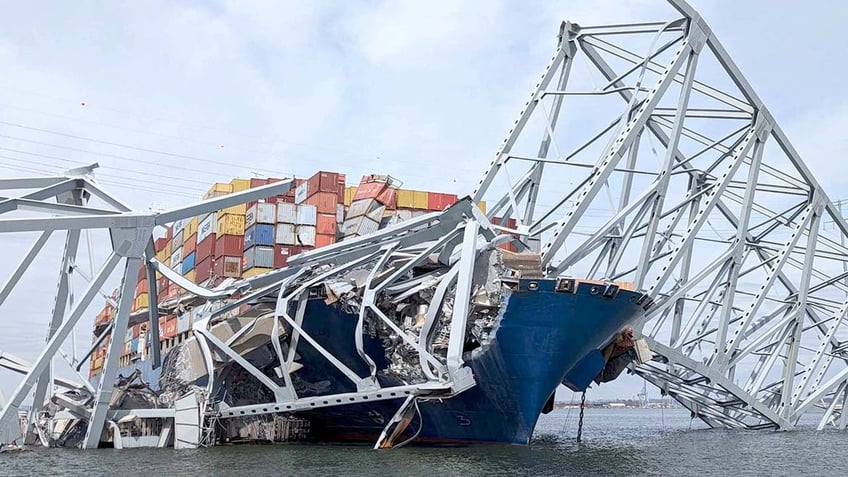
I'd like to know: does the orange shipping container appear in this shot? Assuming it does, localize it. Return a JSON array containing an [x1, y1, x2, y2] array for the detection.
[[315, 233, 335, 248], [316, 213, 337, 235], [183, 233, 198, 256], [306, 191, 338, 214]]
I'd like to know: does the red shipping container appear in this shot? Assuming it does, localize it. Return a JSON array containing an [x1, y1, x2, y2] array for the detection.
[[306, 192, 338, 214], [376, 187, 397, 209], [216, 234, 244, 256], [196, 235, 215, 262], [213, 255, 242, 278], [337, 181, 345, 203], [307, 171, 339, 198], [250, 177, 270, 189], [316, 213, 337, 235], [135, 278, 148, 296], [166, 226, 173, 241], [166, 283, 180, 300], [159, 316, 177, 339], [353, 181, 385, 201], [155, 237, 168, 252], [315, 233, 335, 248], [183, 233, 198, 256], [273, 244, 292, 268], [195, 256, 214, 283], [157, 277, 170, 293], [428, 192, 459, 211], [137, 265, 147, 281], [132, 324, 141, 338]]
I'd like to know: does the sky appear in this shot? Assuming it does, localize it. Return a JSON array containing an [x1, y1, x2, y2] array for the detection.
[[1, 0, 848, 404]]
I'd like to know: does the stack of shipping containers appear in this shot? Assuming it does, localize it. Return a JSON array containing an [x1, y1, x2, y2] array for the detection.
[[90, 170, 501, 379]]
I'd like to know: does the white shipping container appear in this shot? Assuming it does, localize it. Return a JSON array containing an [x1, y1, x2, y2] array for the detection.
[[296, 204, 317, 226], [275, 223, 296, 245], [395, 209, 413, 221], [197, 213, 217, 243], [336, 203, 345, 223], [347, 199, 371, 218], [341, 216, 380, 237], [245, 204, 257, 228], [256, 203, 276, 224], [170, 246, 183, 268], [276, 203, 297, 224], [296, 226, 316, 247], [295, 182, 308, 204], [365, 204, 387, 223], [177, 311, 192, 334], [173, 218, 186, 234]]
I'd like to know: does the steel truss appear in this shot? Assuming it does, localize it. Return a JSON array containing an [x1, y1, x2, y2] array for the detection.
[[472, 0, 848, 429]]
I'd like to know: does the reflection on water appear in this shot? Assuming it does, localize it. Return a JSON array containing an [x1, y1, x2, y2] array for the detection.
[[1, 409, 844, 477]]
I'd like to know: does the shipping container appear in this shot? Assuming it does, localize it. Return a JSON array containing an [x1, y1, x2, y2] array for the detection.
[[341, 216, 380, 237], [154, 237, 168, 252], [308, 171, 340, 196], [221, 203, 247, 216], [157, 276, 169, 293], [242, 267, 272, 278], [164, 239, 172, 259], [315, 233, 335, 248], [215, 234, 244, 256], [347, 198, 376, 218], [196, 235, 215, 262], [213, 256, 242, 278], [134, 293, 149, 311], [195, 256, 214, 283], [397, 189, 415, 209], [244, 223, 275, 249], [156, 248, 168, 264], [365, 204, 387, 223], [275, 223, 296, 245], [412, 190, 429, 209], [183, 233, 197, 256], [134, 278, 148, 296], [182, 252, 196, 274], [245, 202, 276, 228], [250, 177, 269, 189], [428, 192, 458, 211], [185, 217, 199, 237], [170, 246, 183, 269], [243, 245, 275, 270], [160, 316, 177, 339], [203, 182, 233, 199], [294, 182, 308, 204], [336, 203, 345, 224], [295, 226, 316, 247], [218, 213, 246, 235], [376, 187, 397, 209], [315, 213, 337, 235], [177, 310, 193, 334], [184, 269, 196, 283], [172, 229, 184, 248], [305, 191, 338, 214], [276, 202, 297, 223], [344, 187, 357, 206], [296, 204, 317, 226], [173, 218, 187, 234], [273, 245, 292, 268], [198, 213, 217, 243], [353, 181, 385, 201], [230, 178, 250, 192]]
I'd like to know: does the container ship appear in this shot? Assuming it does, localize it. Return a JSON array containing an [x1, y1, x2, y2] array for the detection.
[[86, 171, 650, 447]]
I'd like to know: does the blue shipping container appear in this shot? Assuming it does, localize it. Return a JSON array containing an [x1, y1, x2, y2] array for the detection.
[[182, 252, 196, 274], [131, 338, 139, 354], [244, 224, 275, 250]]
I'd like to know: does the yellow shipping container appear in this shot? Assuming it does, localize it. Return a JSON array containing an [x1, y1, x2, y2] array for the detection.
[[156, 248, 168, 263], [412, 190, 429, 209], [230, 178, 250, 192], [477, 201, 487, 214], [344, 187, 358, 207], [218, 213, 246, 235], [221, 203, 247, 216], [164, 240, 172, 259], [203, 182, 233, 199], [397, 189, 415, 208], [243, 267, 272, 278], [184, 217, 199, 237], [135, 293, 149, 310], [184, 270, 196, 283]]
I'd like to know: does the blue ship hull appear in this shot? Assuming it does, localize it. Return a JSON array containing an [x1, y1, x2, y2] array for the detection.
[[107, 279, 646, 445], [292, 279, 646, 444]]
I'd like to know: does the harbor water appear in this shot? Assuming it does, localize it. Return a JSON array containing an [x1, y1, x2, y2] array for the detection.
[[1, 408, 841, 476]]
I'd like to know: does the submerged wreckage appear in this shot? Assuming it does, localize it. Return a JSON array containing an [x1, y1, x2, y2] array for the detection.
[[7, 0, 848, 449]]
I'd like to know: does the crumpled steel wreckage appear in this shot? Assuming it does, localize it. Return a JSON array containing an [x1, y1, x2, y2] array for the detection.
[[5, 0, 848, 449]]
